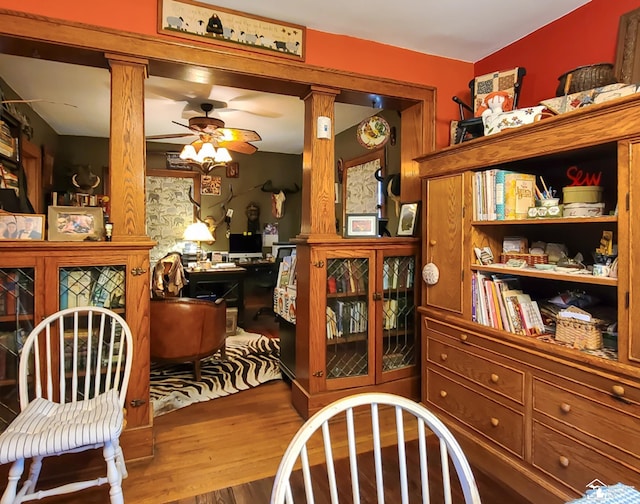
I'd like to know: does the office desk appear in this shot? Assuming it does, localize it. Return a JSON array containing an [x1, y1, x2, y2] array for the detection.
[[184, 267, 247, 324]]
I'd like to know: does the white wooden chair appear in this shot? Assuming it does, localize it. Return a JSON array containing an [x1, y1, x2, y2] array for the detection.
[[0, 306, 133, 504], [271, 392, 481, 504]]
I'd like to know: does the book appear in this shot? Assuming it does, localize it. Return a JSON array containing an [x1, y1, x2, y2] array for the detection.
[[504, 172, 536, 220], [501, 289, 526, 335], [495, 169, 514, 220]]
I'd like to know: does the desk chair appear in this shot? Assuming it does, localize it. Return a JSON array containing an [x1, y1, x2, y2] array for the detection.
[[253, 246, 295, 320], [452, 67, 526, 144], [271, 392, 481, 504]]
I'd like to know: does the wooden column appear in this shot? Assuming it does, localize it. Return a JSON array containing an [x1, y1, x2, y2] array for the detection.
[[300, 86, 339, 238], [107, 53, 148, 239]]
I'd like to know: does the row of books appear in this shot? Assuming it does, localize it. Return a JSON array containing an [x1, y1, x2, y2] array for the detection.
[[0, 271, 33, 317], [0, 120, 16, 159], [382, 297, 413, 331], [0, 163, 19, 193], [326, 299, 367, 339], [327, 259, 367, 295], [382, 257, 415, 291], [472, 272, 545, 336], [473, 169, 536, 221]]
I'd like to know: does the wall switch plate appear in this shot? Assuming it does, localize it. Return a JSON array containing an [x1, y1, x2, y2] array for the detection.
[[317, 116, 331, 139]]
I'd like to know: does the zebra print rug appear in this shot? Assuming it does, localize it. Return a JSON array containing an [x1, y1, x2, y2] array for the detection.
[[150, 330, 281, 417]]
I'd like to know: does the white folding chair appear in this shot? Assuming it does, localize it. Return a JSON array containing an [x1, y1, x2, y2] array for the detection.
[[271, 392, 482, 504], [0, 306, 133, 504]]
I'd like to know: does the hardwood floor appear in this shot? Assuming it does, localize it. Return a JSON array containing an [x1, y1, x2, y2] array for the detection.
[[38, 302, 532, 503]]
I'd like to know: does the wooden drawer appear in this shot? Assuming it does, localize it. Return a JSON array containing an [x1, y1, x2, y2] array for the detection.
[[427, 336, 524, 404], [533, 378, 640, 460], [426, 368, 524, 458], [532, 422, 640, 496]]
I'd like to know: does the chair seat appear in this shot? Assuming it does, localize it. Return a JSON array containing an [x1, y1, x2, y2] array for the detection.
[[0, 389, 123, 464]]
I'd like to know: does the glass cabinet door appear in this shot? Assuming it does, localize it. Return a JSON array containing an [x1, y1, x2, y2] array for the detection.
[[380, 254, 416, 376], [0, 267, 35, 432], [59, 265, 126, 312], [325, 256, 372, 383]]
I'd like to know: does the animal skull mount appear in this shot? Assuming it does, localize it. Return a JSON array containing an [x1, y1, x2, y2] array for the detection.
[[261, 180, 300, 219], [189, 185, 234, 238], [71, 166, 101, 195]]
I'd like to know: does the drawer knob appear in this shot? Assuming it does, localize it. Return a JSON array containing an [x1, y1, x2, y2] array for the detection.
[[612, 385, 625, 397], [460, 334, 468, 343], [559, 456, 570, 468], [490, 417, 499, 427], [440, 390, 448, 398], [490, 373, 499, 383], [440, 353, 448, 361], [560, 403, 571, 413]]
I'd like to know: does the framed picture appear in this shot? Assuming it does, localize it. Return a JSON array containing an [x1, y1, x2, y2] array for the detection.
[[345, 214, 378, 238], [201, 175, 222, 195], [47, 206, 105, 241], [158, 0, 306, 61], [226, 307, 238, 336], [165, 152, 192, 171], [0, 213, 45, 240], [396, 202, 419, 236], [225, 162, 239, 178]]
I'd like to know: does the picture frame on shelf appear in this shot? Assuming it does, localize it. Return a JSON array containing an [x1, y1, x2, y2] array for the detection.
[[47, 206, 105, 241], [345, 213, 378, 238], [0, 213, 45, 240], [396, 202, 419, 236]]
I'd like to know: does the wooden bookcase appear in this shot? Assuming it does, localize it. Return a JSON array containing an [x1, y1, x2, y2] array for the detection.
[[0, 240, 154, 463], [417, 95, 640, 503], [291, 238, 420, 418]]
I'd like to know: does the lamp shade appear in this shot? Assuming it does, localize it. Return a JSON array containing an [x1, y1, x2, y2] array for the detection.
[[214, 147, 232, 163], [183, 221, 214, 242]]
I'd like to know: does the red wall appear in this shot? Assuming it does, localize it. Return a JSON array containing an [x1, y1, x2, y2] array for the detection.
[[0, 0, 470, 148], [475, 0, 640, 107], [2, 0, 638, 147]]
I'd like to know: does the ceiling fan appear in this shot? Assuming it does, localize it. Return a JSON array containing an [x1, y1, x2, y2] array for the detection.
[[146, 102, 262, 155]]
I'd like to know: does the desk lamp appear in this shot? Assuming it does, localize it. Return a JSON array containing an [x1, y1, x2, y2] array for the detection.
[[183, 221, 214, 262]]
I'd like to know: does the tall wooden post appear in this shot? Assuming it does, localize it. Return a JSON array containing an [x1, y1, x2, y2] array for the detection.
[[300, 86, 339, 238], [107, 54, 148, 239]]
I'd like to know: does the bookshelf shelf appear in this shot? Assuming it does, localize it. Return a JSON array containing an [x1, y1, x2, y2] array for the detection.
[[470, 264, 618, 286], [471, 215, 617, 226]]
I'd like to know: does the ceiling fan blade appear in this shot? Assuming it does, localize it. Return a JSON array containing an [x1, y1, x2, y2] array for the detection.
[[218, 140, 258, 155], [215, 127, 261, 143], [146, 133, 194, 140]]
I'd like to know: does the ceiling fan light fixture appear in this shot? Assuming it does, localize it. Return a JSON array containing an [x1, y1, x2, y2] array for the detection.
[[214, 147, 232, 163], [179, 143, 198, 161], [198, 141, 217, 162]]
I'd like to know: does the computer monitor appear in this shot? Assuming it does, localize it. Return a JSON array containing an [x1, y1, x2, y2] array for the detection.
[[228, 233, 263, 261]]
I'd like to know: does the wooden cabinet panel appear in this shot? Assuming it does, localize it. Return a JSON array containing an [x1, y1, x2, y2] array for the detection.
[[427, 335, 524, 404], [424, 174, 463, 313], [426, 368, 524, 458], [533, 378, 640, 460], [532, 422, 640, 496]]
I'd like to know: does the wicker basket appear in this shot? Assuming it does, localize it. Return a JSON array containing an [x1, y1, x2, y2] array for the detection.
[[555, 307, 603, 350], [500, 253, 548, 266], [555, 63, 617, 96]]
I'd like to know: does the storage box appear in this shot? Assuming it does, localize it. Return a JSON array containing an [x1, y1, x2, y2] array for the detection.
[[562, 185, 603, 203], [500, 253, 548, 266], [555, 306, 602, 350], [563, 202, 605, 218]]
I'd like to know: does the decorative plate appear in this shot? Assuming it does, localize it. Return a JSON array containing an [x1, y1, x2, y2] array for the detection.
[[357, 115, 390, 149]]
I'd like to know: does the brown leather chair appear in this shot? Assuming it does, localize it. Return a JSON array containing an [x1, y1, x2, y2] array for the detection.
[[150, 297, 227, 381]]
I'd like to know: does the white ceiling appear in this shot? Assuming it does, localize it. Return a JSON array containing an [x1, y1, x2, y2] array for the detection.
[[0, 1, 590, 154]]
